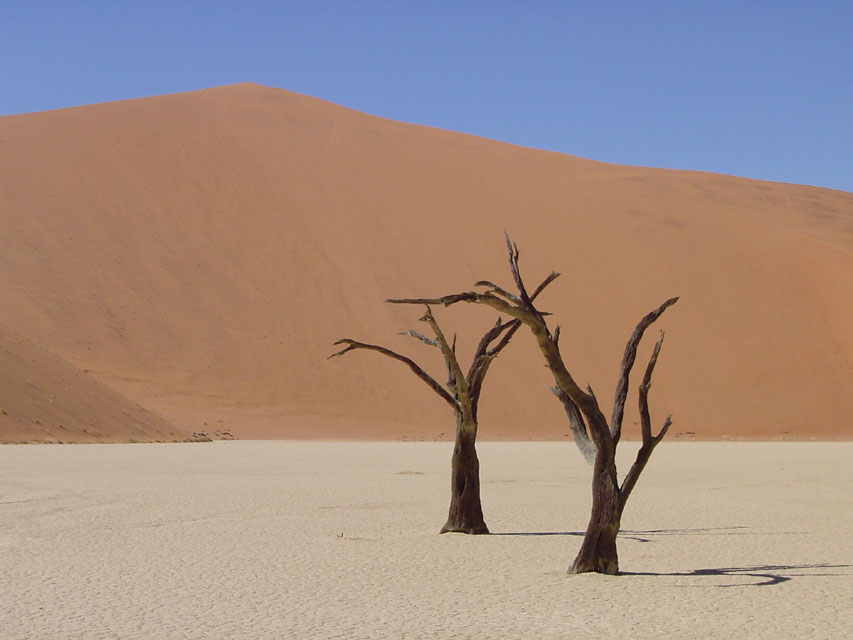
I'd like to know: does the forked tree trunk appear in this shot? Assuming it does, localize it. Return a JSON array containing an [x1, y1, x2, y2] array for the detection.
[[441, 414, 488, 534], [333, 306, 519, 536], [569, 456, 622, 574]]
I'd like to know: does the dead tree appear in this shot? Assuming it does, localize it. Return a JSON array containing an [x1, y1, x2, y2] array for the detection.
[[330, 304, 526, 534], [388, 234, 678, 574]]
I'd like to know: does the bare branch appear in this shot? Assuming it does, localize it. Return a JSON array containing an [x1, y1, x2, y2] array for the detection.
[[550, 385, 596, 464], [619, 453, 644, 506], [330, 339, 458, 409], [390, 292, 552, 321], [504, 231, 533, 306], [472, 270, 557, 309], [655, 414, 673, 445], [468, 291, 527, 319], [610, 297, 679, 445], [420, 306, 468, 401], [444, 361, 456, 393], [467, 317, 503, 377], [586, 384, 598, 405], [474, 280, 521, 304], [638, 331, 665, 445], [620, 331, 672, 506], [467, 318, 521, 407], [469, 237, 601, 426], [390, 238, 602, 452], [489, 320, 521, 357], [445, 333, 458, 391], [530, 271, 561, 301], [387, 293, 480, 307], [389, 292, 530, 407], [399, 329, 438, 348]]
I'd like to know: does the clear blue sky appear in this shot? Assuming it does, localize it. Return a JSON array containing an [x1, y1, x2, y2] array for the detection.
[[2, 1, 851, 192]]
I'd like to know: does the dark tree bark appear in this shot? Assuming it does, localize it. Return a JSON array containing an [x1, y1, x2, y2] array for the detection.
[[550, 385, 596, 465], [570, 459, 621, 574], [442, 413, 487, 533], [331, 305, 521, 535], [389, 234, 678, 574]]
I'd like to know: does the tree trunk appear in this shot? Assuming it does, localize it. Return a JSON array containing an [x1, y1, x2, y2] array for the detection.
[[440, 415, 488, 534], [569, 455, 622, 574]]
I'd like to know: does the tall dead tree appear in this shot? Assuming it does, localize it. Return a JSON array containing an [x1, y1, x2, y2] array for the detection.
[[389, 234, 678, 574], [330, 303, 531, 534]]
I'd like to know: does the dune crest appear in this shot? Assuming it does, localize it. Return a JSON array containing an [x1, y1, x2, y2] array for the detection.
[[0, 83, 850, 441]]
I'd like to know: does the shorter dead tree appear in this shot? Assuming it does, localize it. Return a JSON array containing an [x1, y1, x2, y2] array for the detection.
[[389, 235, 678, 574], [331, 304, 528, 534]]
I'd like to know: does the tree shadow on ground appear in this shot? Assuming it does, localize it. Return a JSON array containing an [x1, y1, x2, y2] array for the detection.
[[620, 563, 852, 587], [491, 527, 851, 586], [491, 531, 584, 537], [492, 526, 751, 543]]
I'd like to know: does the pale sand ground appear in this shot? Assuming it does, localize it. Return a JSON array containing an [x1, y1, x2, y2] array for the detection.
[[1, 441, 851, 639]]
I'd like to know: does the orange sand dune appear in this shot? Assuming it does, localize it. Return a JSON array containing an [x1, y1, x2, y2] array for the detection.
[[0, 82, 850, 442], [0, 324, 185, 443]]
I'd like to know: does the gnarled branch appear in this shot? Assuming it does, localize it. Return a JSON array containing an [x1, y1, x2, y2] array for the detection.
[[638, 331, 665, 443], [391, 236, 601, 425], [610, 297, 679, 445], [550, 385, 597, 464], [474, 280, 521, 305], [489, 320, 521, 357], [330, 339, 458, 409], [390, 291, 527, 321], [466, 318, 521, 411], [619, 331, 671, 504], [399, 329, 438, 348], [530, 271, 561, 302], [387, 269, 558, 319], [445, 333, 458, 391], [387, 292, 480, 307], [420, 306, 468, 401], [504, 232, 533, 307]]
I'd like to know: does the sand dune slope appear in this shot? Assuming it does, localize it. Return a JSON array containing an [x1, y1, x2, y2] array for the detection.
[[0, 83, 850, 441], [0, 324, 185, 443]]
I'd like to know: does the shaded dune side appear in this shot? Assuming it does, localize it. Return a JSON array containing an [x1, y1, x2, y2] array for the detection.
[[0, 82, 851, 441], [0, 324, 186, 443]]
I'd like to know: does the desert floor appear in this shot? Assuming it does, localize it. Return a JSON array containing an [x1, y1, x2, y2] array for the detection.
[[1, 441, 851, 639]]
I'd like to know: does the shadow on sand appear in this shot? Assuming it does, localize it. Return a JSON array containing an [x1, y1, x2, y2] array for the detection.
[[492, 526, 751, 543], [491, 527, 851, 586], [620, 563, 852, 587]]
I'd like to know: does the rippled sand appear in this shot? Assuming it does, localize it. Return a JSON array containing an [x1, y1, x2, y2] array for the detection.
[[1, 441, 851, 639]]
